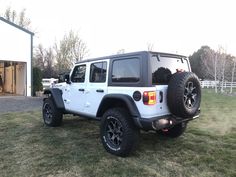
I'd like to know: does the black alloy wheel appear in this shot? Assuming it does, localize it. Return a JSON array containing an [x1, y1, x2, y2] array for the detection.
[[42, 98, 62, 127], [100, 108, 139, 157], [184, 81, 197, 109], [43, 102, 53, 125], [105, 116, 123, 149]]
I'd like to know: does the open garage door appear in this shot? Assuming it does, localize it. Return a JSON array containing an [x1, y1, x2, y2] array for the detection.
[[0, 61, 26, 96], [16, 63, 26, 95], [4, 65, 14, 93]]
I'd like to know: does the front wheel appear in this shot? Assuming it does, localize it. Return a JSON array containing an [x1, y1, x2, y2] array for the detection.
[[42, 98, 63, 127], [157, 122, 187, 138], [100, 108, 139, 157]]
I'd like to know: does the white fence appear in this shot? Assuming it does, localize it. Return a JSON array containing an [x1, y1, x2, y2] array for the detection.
[[200, 80, 236, 88]]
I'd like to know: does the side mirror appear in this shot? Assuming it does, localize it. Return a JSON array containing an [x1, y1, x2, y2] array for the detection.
[[64, 74, 70, 84]]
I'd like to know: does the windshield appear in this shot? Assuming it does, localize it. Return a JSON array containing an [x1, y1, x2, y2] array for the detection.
[[151, 54, 190, 85]]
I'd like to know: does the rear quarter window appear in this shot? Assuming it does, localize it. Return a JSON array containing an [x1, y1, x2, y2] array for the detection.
[[112, 58, 140, 82]]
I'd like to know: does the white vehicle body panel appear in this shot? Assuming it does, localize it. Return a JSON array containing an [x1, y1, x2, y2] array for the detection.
[[84, 59, 109, 116], [62, 60, 109, 116], [57, 52, 191, 121], [62, 63, 88, 113], [107, 85, 170, 119]]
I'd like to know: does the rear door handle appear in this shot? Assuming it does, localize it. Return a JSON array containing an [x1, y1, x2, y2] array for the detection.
[[78, 88, 85, 92], [96, 89, 104, 93]]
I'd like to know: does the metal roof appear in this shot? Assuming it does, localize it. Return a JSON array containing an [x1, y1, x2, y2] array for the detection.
[[0, 16, 34, 36]]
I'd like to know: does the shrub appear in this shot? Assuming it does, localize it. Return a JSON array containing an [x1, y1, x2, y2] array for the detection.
[[33, 67, 43, 96]]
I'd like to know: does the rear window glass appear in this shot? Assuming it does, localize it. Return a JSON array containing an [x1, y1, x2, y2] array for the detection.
[[151, 55, 189, 85], [112, 58, 140, 82]]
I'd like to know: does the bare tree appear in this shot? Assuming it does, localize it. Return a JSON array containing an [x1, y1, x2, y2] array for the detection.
[[220, 57, 226, 93], [33, 44, 45, 70], [18, 9, 31, 29], [213, 51, 218, 93], [43, 47, 56, 78], [147, 43, 154, 51], [55, 30, 88, 73], [216, 46, 227, 93], [3, 7, 16, 23], [199, 46, 215, 79], [2, 7, 31, 29], [190, 45, 234, 93], [230, 58, 236, 93], [33, 44, 56, 78], [117, 49, 125, 54]]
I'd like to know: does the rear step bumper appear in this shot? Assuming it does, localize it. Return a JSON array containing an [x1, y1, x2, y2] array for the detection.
[[138, 112, 200, 131]]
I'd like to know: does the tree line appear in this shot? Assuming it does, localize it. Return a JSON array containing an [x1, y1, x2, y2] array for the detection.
[[33, 31, 88, 78], [1, 7, 88, 79], [189, 46, 236, 93], [1, 8, 235, 93]]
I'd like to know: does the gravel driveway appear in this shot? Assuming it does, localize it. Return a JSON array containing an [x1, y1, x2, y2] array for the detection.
[[0, 96, 43, 114]]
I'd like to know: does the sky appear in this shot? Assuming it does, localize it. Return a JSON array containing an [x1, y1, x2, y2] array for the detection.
[[0, 0, 236, 57]]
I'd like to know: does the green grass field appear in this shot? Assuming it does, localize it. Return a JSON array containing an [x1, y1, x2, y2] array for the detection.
[[0, 90, 236, 177]]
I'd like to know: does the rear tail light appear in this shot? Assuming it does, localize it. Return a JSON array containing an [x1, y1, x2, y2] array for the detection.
[[143, 91, 156, 105]]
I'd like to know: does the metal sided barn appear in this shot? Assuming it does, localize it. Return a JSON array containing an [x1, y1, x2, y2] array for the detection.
[[0, 17, 34, 96]]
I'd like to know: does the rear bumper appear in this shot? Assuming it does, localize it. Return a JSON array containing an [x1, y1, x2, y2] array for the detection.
[[138, 112, 200, 131]]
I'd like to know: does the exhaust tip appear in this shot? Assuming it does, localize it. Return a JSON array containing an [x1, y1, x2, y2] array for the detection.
[[152, 118, 171, 130]]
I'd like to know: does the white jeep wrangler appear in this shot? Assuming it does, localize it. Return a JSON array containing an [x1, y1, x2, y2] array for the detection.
[[43, 51, 201, 157]]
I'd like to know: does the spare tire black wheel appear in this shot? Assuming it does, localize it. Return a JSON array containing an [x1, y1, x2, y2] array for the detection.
[[167, 72, 201, 118]]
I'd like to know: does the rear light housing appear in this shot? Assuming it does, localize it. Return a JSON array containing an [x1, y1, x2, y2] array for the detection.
[[143, 91, 156, 105]]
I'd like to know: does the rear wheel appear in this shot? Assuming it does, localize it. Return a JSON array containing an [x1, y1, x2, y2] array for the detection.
[[157, 122, 187, 138], [100, 108, 139, 157], [42, 98, 63, 127]]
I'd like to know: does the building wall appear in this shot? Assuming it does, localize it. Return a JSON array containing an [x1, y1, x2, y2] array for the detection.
[[0, 20, 32, 96]]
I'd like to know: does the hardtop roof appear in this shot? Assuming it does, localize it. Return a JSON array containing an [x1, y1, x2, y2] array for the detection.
[[75, 51, 187, 64]]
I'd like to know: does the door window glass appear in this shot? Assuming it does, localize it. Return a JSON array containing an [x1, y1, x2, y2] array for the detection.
[[90, 62, 107, 83], [71, 65, 86, 83]]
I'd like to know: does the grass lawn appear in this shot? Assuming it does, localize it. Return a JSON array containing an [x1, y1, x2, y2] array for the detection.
[[0, 90, 236, 177]]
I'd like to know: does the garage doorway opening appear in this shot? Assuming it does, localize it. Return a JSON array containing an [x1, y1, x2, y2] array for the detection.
[[0, 61, 27, 96]]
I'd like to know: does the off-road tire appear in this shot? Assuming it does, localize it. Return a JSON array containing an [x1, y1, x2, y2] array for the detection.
[[100, 108, 139, 157], [167, 72, 201, 118], [42, 98, 63, 127], [157, 122, 187, 138]]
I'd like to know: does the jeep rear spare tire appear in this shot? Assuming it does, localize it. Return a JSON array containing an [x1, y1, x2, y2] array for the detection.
[[167, 72, 201, 118]]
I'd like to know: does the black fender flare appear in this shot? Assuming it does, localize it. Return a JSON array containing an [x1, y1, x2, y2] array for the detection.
[[43, 88, 65, 110], [96, 94, 142, 127]]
